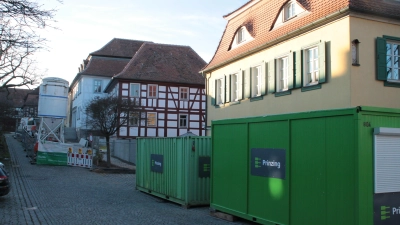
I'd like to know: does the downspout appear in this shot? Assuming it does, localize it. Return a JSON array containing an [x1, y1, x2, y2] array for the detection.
[[202, 71, 208, 136]]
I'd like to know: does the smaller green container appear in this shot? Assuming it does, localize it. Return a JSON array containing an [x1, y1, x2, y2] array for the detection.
[[136, 136, 211, 208]]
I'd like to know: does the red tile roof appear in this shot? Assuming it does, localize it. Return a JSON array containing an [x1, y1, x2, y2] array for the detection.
[[70, 38, 151, 89], [202, 0, 400, 72], [78, 57, 130, 77], [111, 43, 206, 85], [0, 88, 33, 108], [90, 38, 152, 58]]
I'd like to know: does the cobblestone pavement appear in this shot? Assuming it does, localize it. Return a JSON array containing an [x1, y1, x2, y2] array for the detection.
[[0, 134, 253, 225]]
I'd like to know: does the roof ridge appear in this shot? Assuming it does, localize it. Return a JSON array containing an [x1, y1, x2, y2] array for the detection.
[[113, 42, 148, 78]]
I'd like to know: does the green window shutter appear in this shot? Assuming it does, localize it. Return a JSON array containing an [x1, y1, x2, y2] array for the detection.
[[318, 41, 326, 83], [295, 50, 303, 88], [268, 59, 275, 93], [243, 68, 251, 98], [376, 37, 387, 81], [225, 75, 230, 103], [288, 52, 294, 89], [261, 62, 267, 95], [211, 79, 216, 105]]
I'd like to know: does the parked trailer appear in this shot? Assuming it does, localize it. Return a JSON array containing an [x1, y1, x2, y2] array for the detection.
[[211, 106, 400, 225], [136, 136, 211, 208]]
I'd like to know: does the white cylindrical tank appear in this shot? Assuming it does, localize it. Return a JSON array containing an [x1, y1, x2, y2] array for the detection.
[[38, 77, 69, 118]]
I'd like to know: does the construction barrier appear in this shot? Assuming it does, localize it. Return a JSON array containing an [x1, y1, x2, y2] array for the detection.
[[67, 152, 93, 168]]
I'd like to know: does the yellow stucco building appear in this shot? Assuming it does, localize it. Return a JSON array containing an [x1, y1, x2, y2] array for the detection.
[[202, 0, 400, 135]]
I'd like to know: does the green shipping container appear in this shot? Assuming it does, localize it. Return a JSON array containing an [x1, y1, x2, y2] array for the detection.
[[136, 136, 211, 208], [211, 106, 400, 225]]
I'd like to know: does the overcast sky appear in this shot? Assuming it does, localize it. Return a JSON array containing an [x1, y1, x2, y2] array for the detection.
[[34, 0, 248, 85]]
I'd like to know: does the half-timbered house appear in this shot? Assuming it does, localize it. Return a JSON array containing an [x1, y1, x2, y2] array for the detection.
[[104, 42, 206, 138], [68, 38, 150, 138]]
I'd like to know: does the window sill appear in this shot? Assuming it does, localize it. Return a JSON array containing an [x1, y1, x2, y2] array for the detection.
[[352, 63, 360, 67], [384, 81, 400, 88], [250, 96, 263, 102], [275, 90, 291, 97], [301, 84, 322, 92], [229, 101, 241, 106]]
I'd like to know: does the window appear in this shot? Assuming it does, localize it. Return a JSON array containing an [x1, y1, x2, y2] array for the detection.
[[230, 73, 239, 101], [94, 80, 102, 93], [130, 83, 140, 97], [386, 41, 399, 81], [299, 41, 326, 91], [129, 112, 139, 126], [251, 66, 262, 97], [304, 47, 319, 85], [147, 112, 156, 126], [180, 87, 189, 100], [215, 78, 224, 105], [237, 27, 245, 44], [277, 56, 289, 92], [77, 107, 81, 120], [179, 114, 187, 127], [148, 84, 158, 98], [284, 1, 296, 21]]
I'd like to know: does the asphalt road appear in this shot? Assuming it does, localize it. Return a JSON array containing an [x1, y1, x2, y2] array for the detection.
[[0, 134, 250, 225]]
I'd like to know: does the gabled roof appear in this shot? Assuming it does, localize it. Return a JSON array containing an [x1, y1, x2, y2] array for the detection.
[[111, 43, 206, 86], [78, 57, 131, 77], [202, 0, 400, 72], [70, 38, 151, 89], [23, 87, 39, 106], [0, 88, 32, 108], [90, 38, 151, 58]]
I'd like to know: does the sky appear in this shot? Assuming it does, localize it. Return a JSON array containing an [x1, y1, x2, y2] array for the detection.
[[34, 0, 249, 85]]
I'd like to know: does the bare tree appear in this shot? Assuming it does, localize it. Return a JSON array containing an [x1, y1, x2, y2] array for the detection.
[[84, 95, 142, 168], [0, 0, 59, 90]]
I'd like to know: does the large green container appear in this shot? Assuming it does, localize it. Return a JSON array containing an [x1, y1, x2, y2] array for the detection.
[[136, 136, 211, 208], [211, 106, 400, 225]]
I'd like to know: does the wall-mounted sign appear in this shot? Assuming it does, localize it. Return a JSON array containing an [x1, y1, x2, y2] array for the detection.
[[198, 156, 211, 178], [150, 154, 163, 173], [374, 192, 400, 225], [250, 148, 286, 179]]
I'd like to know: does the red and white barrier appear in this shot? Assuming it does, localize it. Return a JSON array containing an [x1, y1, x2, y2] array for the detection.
[[67, 153, 93, 168]]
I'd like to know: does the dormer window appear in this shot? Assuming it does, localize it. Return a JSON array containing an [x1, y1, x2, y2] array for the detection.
[[230, 26, 254, 50], [271, 0, 307, 30], [285, 1, 296, 21], [237, 27, 245, 44]]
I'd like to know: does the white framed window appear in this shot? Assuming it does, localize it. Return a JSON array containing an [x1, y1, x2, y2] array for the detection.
[[94, 80, 102, 93], [230, 73, 239, 101], [284, 1, 296, 21], [277, 56, 289, 92], [251, 66, 262, 97], [148, 84, 158, 98], [304, 46, 319, 85], [180, 87, 189, 100], [179, 114, 188, 128], [386, 41, 400, 81], [147, 112, 157, 126], [237, 27, 245, 44], [216, 78, 224, 104], [130, 83, 140, 97]]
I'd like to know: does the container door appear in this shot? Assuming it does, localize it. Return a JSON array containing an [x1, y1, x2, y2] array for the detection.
[[248, 120, 289, 225], [373, 127, 400, 225]]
